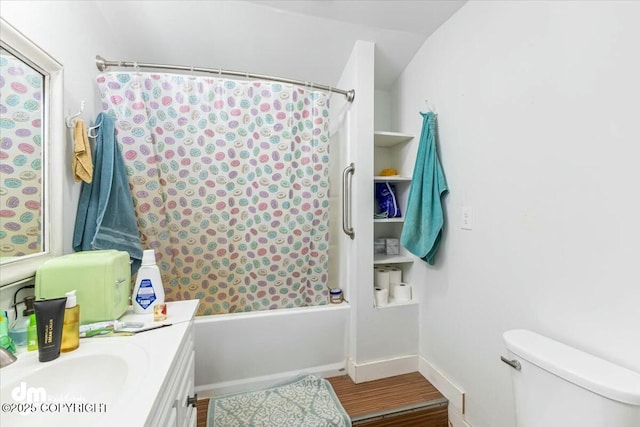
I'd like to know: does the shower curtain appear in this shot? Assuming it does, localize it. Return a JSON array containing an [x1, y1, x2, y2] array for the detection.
[[97, 72, 331, 314]]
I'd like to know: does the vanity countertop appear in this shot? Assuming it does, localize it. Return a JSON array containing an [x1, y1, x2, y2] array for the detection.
[[0, 299, 199, 426]]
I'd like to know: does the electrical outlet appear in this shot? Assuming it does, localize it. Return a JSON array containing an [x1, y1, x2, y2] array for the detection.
[[461, 206, 473, 230]]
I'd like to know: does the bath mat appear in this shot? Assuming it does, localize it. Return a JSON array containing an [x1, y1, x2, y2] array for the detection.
[[207, 374, 352, 427]]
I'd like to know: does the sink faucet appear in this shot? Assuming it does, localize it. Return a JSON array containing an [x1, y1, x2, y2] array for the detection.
[[0, 347, 17, 368]]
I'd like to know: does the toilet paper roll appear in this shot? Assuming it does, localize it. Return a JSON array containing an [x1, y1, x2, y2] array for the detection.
[[393, 282, 412, 303], [387, 268, 401, 297], [374, 287, 389, 307], [374, 269, 390, 291], [388, 268, 402, 285]]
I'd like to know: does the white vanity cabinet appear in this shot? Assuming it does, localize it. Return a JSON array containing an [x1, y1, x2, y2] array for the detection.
[[117, 299, 199, 427], [146, 321, 196, 427], [0, 299, 200, 427]]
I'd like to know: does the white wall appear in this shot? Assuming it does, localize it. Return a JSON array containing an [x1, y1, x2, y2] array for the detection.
[[374, 89, 392, 131], [334, 41, 419, 380], [392, 1, 640, 426], [0, 1, 133, 309], [334, 40, 378, 365], [1, 1, 133, 255]]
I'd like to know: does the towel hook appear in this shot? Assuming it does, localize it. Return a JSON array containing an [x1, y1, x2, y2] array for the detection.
[[425, 99, 437, 115], [65, 100, 85, 128], [88, 115, 104, 139]]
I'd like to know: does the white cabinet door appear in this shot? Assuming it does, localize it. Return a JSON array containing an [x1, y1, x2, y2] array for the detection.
[[146, 321, 196, 427], [167, 405, 178, 427], [176, 349, 196, 427]]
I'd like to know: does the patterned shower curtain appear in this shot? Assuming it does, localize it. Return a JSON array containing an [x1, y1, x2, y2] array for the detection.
[[97, 72, 331, 315]]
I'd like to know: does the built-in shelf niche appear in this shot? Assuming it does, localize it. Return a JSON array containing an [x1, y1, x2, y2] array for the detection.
[[373, 130, 415, 308]]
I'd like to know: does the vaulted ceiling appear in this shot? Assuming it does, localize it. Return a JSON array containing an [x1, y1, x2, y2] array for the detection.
[[96, 0, 466, 90]]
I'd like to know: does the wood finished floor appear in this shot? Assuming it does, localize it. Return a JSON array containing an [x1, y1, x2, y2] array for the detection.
[[197, 372, 447, 427], [197, 398, 208, 427], [327, 372, 445, 419]]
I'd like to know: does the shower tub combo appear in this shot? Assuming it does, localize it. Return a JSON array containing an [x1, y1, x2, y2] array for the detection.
[[194, 302, 350, 397]]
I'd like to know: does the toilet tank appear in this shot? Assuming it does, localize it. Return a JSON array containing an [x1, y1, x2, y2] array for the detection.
[[503, 329, 640, 427]]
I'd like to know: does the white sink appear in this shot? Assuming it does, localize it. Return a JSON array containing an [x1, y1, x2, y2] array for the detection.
[[0, 339, 149, 426]]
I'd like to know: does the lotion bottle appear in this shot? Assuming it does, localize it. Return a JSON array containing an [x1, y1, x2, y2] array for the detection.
[[8, 296, 35, 347], [61, 290, 79, 352], [132, 249, 165, 314], [27, 313, 38, 351]]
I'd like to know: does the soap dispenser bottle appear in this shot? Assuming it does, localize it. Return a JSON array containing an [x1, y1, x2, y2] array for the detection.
[[8, 295, 35, 347], [27, 312, 38, 351], [61, 290, 79, 352], [0, 312, 16, 354], [132, 249, 165, 314]]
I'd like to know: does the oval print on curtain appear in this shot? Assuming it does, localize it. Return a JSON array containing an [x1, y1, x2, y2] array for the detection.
[[97, 73, 331, 315]]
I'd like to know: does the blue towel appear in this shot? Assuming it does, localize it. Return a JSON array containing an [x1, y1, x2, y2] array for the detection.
[[400, 112, 448, 265], [73, 113, 142, 272]]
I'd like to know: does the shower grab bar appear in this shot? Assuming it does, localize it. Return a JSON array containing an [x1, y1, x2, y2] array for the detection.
[[342, 163, 355, 239]]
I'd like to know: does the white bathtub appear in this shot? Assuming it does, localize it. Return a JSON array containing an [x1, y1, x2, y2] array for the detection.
[[194, 302, 350, 397]]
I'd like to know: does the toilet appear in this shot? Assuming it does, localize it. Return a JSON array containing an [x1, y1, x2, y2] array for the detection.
[[503, 329, 640, 427]]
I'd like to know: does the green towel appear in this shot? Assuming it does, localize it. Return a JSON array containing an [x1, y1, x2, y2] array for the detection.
[[400, 112, 448, 265]]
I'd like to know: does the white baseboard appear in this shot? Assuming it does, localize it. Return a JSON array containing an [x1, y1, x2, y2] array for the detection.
[[448, 407, 473, 427], [347, 354, 419, 383], [195, 361, 346, 399], [419, 355, 470, 426]]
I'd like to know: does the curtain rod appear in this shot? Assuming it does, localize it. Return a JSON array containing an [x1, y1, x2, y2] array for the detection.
[[95, 55, 355, 103]]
